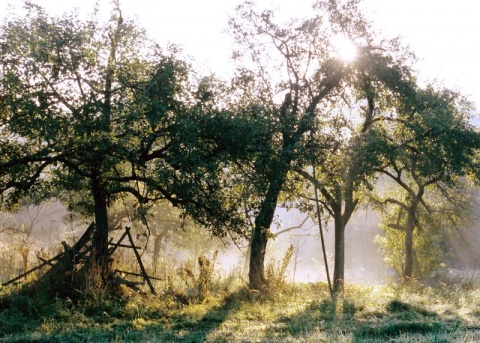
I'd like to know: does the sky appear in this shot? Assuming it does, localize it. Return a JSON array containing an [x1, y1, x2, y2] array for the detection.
[[1, 0, 479, 108]]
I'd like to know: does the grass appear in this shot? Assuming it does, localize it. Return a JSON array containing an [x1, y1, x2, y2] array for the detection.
[[1, 282, 480, 342]]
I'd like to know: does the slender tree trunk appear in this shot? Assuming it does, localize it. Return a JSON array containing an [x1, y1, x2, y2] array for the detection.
[[333, 215, 345, 291], [404, 225, 414, 279], [21, 244, 29, 278], [242, 239, 251, 278], [403, 206, 416, 280]]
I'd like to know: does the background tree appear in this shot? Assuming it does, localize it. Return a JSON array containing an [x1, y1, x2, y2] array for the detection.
[[296, 41, 418, 290], [371, 86, 480, 280], [374, 181, 475, 279]]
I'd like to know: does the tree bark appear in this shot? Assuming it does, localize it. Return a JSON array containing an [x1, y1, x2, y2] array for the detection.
[[92, 168, 109, 278], [333, 215, 345, 291], [248, 167, 287, 290], [403, 205, 417, 280], [249, 220, 269, 290]]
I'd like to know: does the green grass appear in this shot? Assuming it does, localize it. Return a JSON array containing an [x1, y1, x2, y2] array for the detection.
[[1, 282, 480, 342]]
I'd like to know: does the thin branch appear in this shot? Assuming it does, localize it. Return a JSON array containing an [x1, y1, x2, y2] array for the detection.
[[273, 214, 311, 238]]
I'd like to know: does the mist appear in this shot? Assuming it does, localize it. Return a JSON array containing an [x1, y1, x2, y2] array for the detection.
[[1, 196, 480, 288]]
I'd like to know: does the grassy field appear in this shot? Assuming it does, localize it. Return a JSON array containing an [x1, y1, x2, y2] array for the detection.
[[1, 281, 480, 342]]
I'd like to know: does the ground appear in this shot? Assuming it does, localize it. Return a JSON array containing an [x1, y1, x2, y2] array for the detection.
[[1, 282, 480, 342]]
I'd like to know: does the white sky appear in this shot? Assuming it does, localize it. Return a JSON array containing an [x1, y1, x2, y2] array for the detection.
[[1, 0, 479, 108]]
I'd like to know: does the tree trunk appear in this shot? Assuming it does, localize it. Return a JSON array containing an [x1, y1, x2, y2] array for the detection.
[[331, 185, 357, 292], [248, 169, 287, 290], [92, 169, 109, 279], [403, 206, 416, 280], [333, 215, 345, 291], [242, 239, 251, 278], [249, 221, 269, 290], [404, 225, 414, 279]]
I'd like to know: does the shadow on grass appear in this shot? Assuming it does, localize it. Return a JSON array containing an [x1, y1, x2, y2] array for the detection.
[[0, 288, 242, 343], [273, 296, 464, 342], [161, 295, 242, 343], [354, 299, 462, 341], [2, 285, 478, 342]]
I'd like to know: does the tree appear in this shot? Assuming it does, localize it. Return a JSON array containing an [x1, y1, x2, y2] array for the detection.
[[0, 2, 246, 289], [374, 181, 474, 279], [371, 86, 480, 280], [228, 0, 348, 290], [229, 0, 418, 290], [296, 46, 418, 290]]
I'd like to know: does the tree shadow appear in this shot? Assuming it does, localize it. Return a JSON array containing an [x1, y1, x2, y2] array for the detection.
[[353, 299, 451, 341], [0, 287, 242, 343], [2, 285, 480, 342], [272, 296, 470, 342], [160, 297, 241, 343]]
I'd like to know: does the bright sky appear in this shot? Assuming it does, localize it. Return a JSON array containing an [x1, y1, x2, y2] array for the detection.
[[1, 0, 479, 108]]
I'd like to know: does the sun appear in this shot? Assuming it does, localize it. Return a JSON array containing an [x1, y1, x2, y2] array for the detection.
[[332, 34, 358, 63]]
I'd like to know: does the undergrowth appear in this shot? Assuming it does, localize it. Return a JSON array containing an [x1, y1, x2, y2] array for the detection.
[[1, 280, 480, 342]]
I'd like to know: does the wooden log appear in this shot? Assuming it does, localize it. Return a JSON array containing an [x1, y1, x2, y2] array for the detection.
[[114, 269, 163, 281], [37, 257, 55, 267], [110, 275, 144, 292], [108, 230, 128, 255], [108, 242, 142, 250], [125, 227, 156, 295], [71, 222, 95, 251], [2, 252, 64, 286]]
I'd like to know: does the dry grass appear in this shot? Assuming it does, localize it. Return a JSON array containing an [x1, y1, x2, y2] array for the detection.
[[1, 281, 480, 342]]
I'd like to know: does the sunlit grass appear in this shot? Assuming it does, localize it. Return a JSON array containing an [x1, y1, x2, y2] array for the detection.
[[1, 282, 480, 342]]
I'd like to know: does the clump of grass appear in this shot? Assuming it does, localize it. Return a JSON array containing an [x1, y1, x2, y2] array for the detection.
[[166, 250, 221, 304], [265, 244, 294, 293], [198, 250, 218, 301]]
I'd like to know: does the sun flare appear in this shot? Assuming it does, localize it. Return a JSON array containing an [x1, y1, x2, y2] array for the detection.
[[332, 35, 358, 63]]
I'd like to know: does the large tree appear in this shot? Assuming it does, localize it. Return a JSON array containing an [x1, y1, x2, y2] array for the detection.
[[229, 0, 351, 290], [229, 0, 418, 290], [0, 3, 246, 287]]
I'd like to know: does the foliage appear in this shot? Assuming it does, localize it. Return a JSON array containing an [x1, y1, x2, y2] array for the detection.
[[375, 218, 445, 279], [369, 84, 480, 279], [0, 1, 252, 286], [226, 0, 422, 290]]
